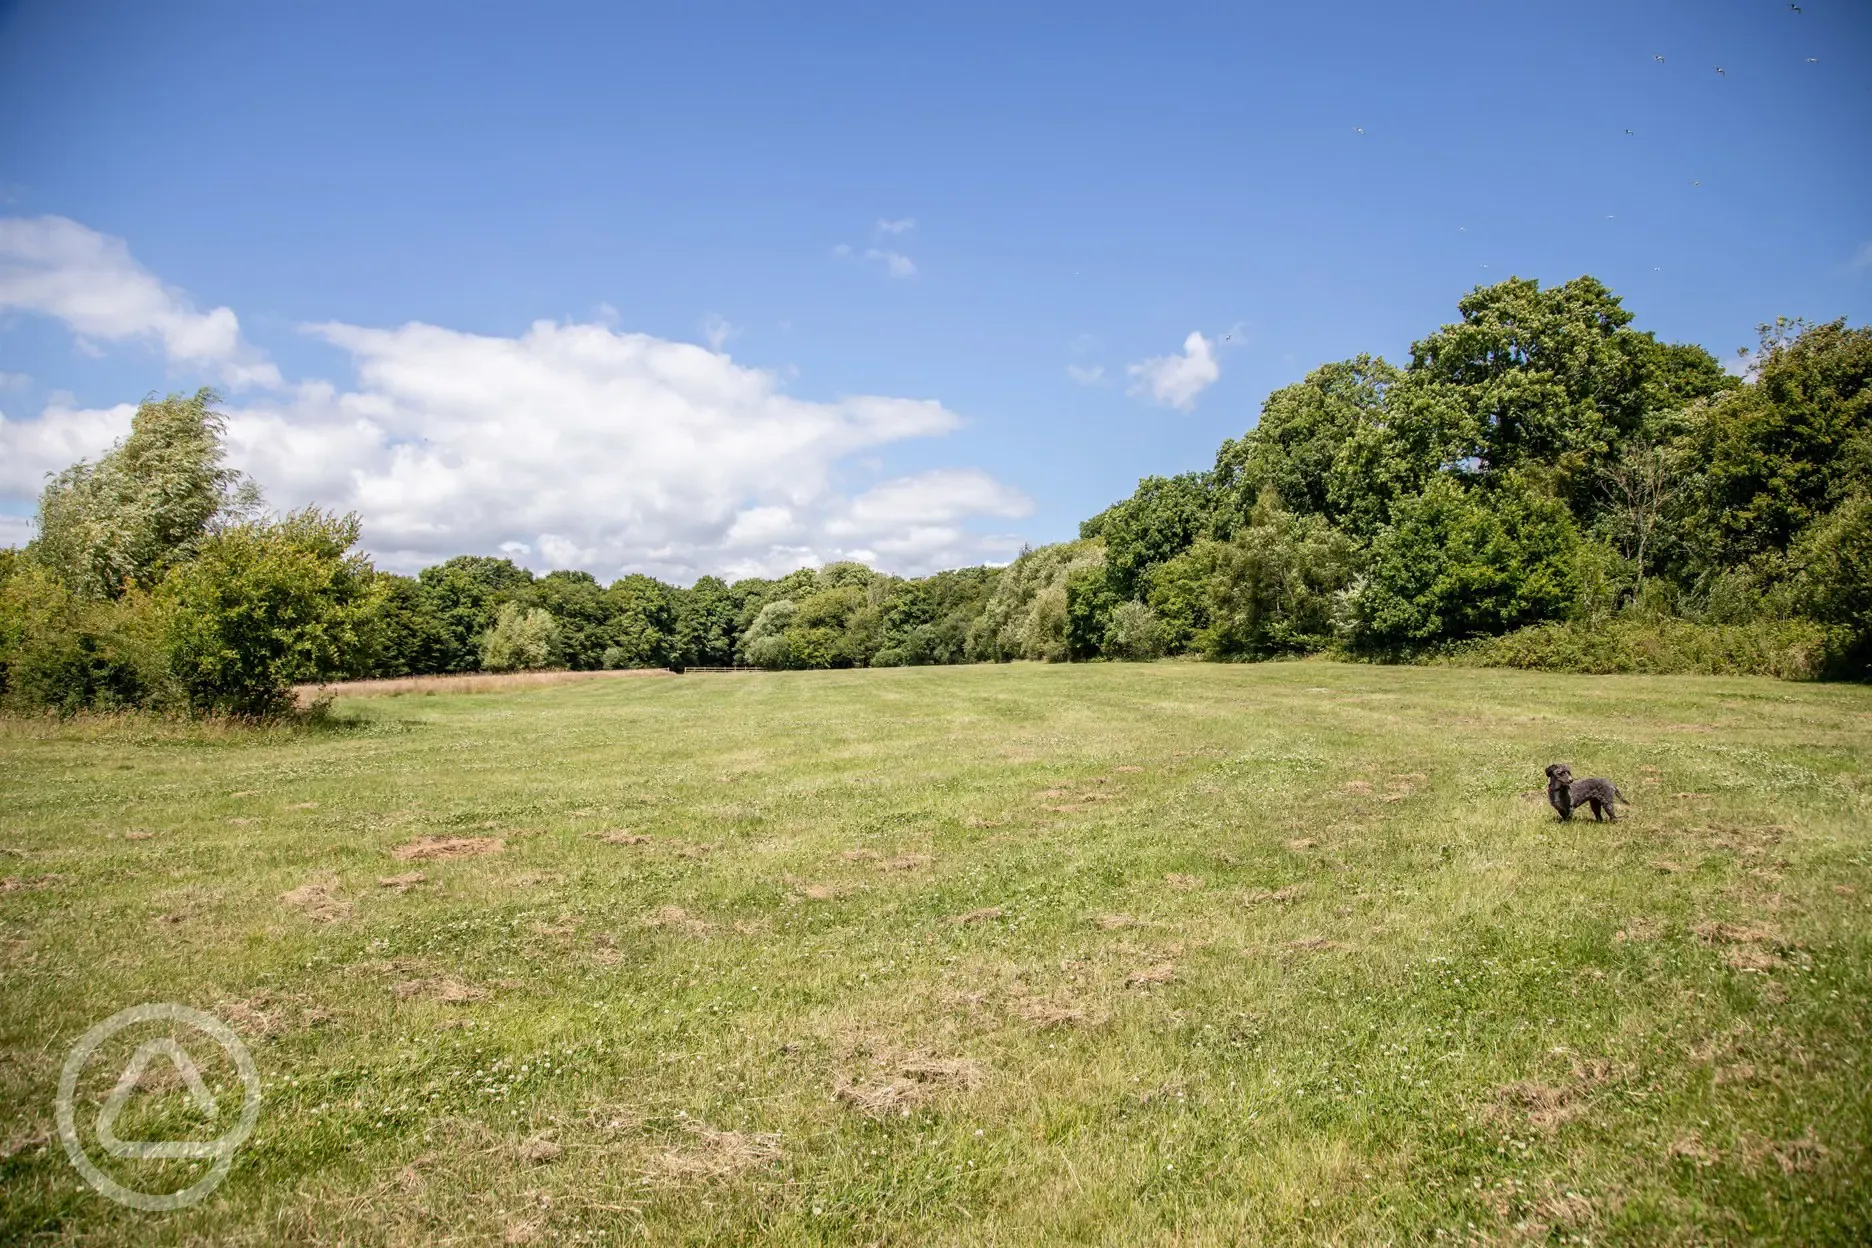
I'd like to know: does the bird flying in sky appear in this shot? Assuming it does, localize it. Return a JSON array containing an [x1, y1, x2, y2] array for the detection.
[[1715, 66, 1726, 76], [1653, 54, 1665, 63]]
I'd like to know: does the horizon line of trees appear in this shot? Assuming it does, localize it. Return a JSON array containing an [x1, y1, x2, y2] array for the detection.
[[3, 274, 1868, 716]]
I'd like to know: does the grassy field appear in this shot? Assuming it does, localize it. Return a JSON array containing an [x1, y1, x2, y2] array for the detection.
[[1, 661, 1869, 1246]]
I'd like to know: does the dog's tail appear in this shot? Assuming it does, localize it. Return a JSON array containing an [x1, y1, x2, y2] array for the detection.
[[1615, 786, 1629, 804]]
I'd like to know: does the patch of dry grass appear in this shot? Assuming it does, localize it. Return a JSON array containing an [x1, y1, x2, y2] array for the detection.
[[294, 667, 675, 705]]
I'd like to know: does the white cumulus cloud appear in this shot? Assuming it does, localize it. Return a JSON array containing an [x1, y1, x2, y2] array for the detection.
[[3, 324, 1028, 578], [1066, 363, 1106, 386], [0, 218, 1028, 579], [875, 218, 916, 235], [0, 216, 280, 389], [0, 396, 135, 495], [1126, 331, 1220, 411]]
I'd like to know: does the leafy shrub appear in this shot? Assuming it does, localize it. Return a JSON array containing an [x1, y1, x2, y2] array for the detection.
[[1200, 493, 1358, 659], [1790, 491, 1872, 676], [782, 586, 871, 667], [1102, 601, 1166, 660], [965, 540, 1103, 662], [1064, 566, 1119, 659], [741, 600, 798, 669], [1145, 539, 1222, 653], [1350, 475, 1580, 655], [0, 565, 173, 713], [1449, 615, 1848, 680], [162, 509, 380, 716], [479, 603, 559, 673]]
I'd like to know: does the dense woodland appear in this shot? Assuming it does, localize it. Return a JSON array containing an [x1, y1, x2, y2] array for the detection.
[[3, 276, 1868, 716]]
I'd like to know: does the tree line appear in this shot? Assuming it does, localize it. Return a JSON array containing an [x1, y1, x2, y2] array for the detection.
[[2, 275, 1867, 716]]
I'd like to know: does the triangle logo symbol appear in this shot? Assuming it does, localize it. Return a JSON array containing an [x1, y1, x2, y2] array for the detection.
[[95, 1038, 224, 1160]]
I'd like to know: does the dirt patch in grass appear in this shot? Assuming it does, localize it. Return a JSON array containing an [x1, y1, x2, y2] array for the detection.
[[1493, 1081, 1581, 1133], [391, 835, 504, 863], [1687, 919, 1787, 971], [378, 872, 426, 893], [952, 906, 1004, 924], [517, 1133, 563, 1164], [1692, 920, 1781, 946], [1615, 916, 1664, 943], [1012, 995, 1105, 1028], [1163, 873, 1203, 892], [877, 853, 932, 872], [1726, 947, 1784, 972], [1668, 1133, 1719, 1167], [645, 1123, 783, 1182], [834, 1048, 985, 1117], [842, 848, 880, 862], [1739, 1127, 1829, 1175], [214, 990, 315, 1040], [0, 874, 61, 894], [1490, 1060, 1617, 1134], [796, 883, 849, 901], [1286, 838, 1318, 852], [1241, 884, 1304, 905], [599, 831, 649, 846], [1283, 936, 1346, 952], [642, 905, 712, 937], [1126, 961, 1176, 987], [122, 829, 154, 841], [280, 876, 351, 922], [392, 977, 485, 1004]]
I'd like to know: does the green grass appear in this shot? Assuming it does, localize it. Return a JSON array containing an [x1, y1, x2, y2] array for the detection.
[[2, 661, 1869, 1245]]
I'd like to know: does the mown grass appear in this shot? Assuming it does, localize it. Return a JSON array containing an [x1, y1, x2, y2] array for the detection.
[[1, 661, 1868, 1246]]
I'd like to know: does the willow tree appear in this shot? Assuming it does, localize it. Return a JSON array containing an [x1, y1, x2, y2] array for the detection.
[[31, 388, 261, 599]]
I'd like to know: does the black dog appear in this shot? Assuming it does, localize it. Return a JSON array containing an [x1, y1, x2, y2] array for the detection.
[[1545, 764, 1625, 822]]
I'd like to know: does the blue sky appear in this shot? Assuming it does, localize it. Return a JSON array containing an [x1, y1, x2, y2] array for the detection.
[[1, 0, 1867, 581]]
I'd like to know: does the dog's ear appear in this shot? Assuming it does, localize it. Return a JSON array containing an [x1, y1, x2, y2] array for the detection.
[[1544, 764, 1559, 779]]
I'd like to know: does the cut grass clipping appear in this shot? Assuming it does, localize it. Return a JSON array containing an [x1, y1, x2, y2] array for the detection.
[[2, 661, 1869, 1244]]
